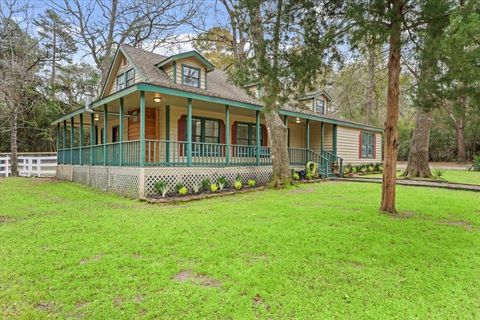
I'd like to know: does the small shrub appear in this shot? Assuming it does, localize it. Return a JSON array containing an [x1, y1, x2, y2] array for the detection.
[[433, 169, 444, 178], [292, 172, 300, 180], [217, 176, 228, 188], [351, 167, 357, 173], [343, 165, 351, 175], [154, 181, 169, 198], [192, 184, 201, 194], [305, 173, 313, 180], [210, 183, 218, 193], [360, 167, 367, 174], [368, 165, 374, 173], [218, 182, 225, 191], [234, 180, 243, 190], [175, 183, 188, 196], [471, 155, 480, 171], [201, 178, 211, 192], [248, 179, 256, 187]]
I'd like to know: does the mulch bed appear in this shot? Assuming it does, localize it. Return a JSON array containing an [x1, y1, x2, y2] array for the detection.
[[146, 178, 327, 204]]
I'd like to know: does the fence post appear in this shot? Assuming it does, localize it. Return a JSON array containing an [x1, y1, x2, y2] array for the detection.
[[256, 110, 260, 166]]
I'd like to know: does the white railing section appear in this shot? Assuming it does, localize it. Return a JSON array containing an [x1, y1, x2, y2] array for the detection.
[[0, 153, 57, 177]]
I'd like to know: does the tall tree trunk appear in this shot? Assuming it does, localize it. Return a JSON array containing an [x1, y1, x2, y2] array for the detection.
[[456, 116, 466, 162], [264, 110, 290, 188], [365, 39, 375, 124], [380, 0, 402, 214], [403, 109, 433, 178], [10, 112, 18, 177]]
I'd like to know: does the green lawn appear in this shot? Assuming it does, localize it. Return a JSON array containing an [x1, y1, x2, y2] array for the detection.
[[1, 178, 480, 319], [363, 169, 480, 185]]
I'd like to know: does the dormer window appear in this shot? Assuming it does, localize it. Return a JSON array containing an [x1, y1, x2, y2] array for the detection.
[[315, 99, 325, 114], [116, 68, 135, 91], [182, 65, 200, 88]]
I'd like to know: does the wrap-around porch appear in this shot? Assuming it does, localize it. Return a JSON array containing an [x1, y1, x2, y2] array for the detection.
[[55, 87, 342, 176]]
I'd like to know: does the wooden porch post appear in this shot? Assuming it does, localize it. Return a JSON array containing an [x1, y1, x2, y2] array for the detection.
[[119, 98, 124, 166], [333, 124, 337, 155], [70, 117, 74, 164], [165, 104, 170, 164], [79, 113, 84, 165], [90, 112, 95, 165], [140, 91, 146, 166], [320, 122, 324, 154], [187, 98, 193, 166], [306, 119, 310, 150], [56, 123, 60, 164], [256, 110, 260, 165], [103, 105, 108, 166], [225, 105, 230, 165], [63, 120, 67, 164]]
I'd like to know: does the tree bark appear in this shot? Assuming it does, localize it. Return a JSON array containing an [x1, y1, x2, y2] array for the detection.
[[403, 109, 433, 178], [455, 96, 466, 162], [10, 112, 18, 177], [264, 110, 291, 188], [380, 0, 402, 214], [365, 38, 375, 124]]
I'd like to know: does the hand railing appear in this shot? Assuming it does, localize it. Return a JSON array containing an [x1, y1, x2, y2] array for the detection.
[[321, 150, 343, 177]]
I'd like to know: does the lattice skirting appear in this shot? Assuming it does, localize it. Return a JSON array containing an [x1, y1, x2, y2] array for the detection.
[[143, 166, 273, 198], [57, 165, 284, 199]]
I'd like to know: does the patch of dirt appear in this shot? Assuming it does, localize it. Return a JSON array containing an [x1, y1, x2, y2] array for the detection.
[[79, 254, 103, 265], [132, 252, 142, 259], [135, 294, 144, 303], [75, 301, 88, 309], [389, 211, 416, 219], [172, 270, 221, 288], [113, 295, 124, 307], [441, 220, 474, 231], [243, 253, 269, 266], [35, 301, 55, 312], [252, 294, 270, 313], [0, 215, 16, 224]]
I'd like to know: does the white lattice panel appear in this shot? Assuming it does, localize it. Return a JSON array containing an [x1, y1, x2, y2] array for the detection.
[[144, 166, 273, 197], [73, 166, 88, 185], [89, 167, 109, 190], [109, 167, 141, 198]]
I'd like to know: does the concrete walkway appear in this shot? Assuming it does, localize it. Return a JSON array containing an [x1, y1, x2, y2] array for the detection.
[[396, 161, 471, 170], [334, 177, 480, 192]]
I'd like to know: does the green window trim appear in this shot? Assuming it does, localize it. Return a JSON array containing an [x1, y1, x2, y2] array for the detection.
[[185, 115, 221, 143], [181, 64, 201, 88], [236, 122, 263, 146], [360, 132, 375, 159]]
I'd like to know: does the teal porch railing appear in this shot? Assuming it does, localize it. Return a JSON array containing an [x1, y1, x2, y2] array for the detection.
[[57, 140, 342, 176]]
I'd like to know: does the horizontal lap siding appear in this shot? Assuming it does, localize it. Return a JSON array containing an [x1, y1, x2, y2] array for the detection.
[[323, 124, 333, 151], [337, 126, 382, 165], [108, 55, 141, 95], [310, 124, 321, 153]]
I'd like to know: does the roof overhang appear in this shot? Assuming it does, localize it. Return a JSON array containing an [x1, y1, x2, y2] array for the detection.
[[298, 90, 333, 102], [155, 50, 215, 71]]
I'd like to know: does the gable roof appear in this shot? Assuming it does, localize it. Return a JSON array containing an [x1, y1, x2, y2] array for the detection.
[[155, 50, 215, 71], [298, 90, 333, 102], [117, 44, 260, 105]]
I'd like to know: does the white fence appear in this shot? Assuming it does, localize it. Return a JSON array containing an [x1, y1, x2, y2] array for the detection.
[[0, 153, 57, 177]]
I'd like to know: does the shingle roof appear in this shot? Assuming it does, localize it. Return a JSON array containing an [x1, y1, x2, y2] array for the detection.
[[120, 44, 260, 106]]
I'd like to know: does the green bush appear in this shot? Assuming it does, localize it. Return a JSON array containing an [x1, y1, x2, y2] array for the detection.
[[176, 183, 188, 196], [217, 176, 228, 187], [201, 178, 211, 192], [471, 155, 480, 171], [352, 166, 357, 173], [210, 183, 218, 193], [192, 184, 201, 194], [218, 181, 225, 191], [292, 172, 300, 180], [433, 169, 444, 179], [154, 181, 169, 198], [305, 173, 313, 180], [234, 180, 243, 190], [248, 179, 256, 187], [368, 165, 374, 173]]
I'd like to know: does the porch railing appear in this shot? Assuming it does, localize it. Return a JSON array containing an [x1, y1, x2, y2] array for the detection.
[[57, 140, 342, 175]]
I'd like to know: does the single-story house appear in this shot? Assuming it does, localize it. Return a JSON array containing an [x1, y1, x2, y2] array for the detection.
[[52, 44, 383, 198]]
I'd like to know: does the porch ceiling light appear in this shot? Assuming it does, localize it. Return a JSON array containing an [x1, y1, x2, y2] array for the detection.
[[153, 96, 162, 103], [94, 113, 99, 121], [296, 117, 301, 124]]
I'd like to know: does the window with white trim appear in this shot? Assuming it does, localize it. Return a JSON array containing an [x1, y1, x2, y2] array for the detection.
[[315, 99, 325, 114], [182, 65, 200, 87]]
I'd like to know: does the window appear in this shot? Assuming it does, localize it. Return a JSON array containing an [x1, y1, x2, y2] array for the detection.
[[116, 74, 125, 91], [236, 123, 263, 146], [182, 65, 200, 87], [116, 68, 135, 91], [361, 132, 375, 158], [187, 117, 220, 156], [126, 69, 135, 87], [315, 99, 325, 114]]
